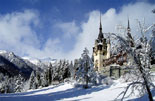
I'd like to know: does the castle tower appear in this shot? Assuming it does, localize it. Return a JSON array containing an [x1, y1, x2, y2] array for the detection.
[[107, 36, 111, 59], [93, 14, 110, 72], [127, 19, 134, 47]]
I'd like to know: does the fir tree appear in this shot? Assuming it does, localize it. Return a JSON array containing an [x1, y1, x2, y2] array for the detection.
[[75, 48, 96, 89]]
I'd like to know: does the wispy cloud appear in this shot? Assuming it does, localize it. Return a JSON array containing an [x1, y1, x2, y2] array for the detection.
[[0, 10, 40, 55], [0, 2, 154, 60], [65, 2, 155, 60], [55, 21, 80, 39]]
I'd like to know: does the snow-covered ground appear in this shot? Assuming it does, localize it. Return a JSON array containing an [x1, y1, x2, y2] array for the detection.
[[0, 79, 154, 101]]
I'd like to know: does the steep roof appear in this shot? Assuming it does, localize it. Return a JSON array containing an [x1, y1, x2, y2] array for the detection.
[[97, 13, 104, 41]]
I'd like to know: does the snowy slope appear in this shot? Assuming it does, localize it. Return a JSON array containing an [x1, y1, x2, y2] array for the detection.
[[0, 51, 30, 78], [0, 80, 154, 101], [0, 50, 39, 71], [22, 57, 57, 68]]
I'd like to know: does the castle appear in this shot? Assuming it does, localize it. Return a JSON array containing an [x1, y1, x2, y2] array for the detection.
[[93, 16, 134, 75], [92, 17, 110, 72]]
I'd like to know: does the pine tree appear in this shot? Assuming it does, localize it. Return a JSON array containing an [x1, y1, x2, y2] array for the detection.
[[69, 61, 75, 79], [150, 28, 155, 64], [44, 64, 53, 86], [48, 63, 52, 85], [35, 69, 41, 88], [14, 74, 24, 92], [75, 48, 96, 89], [29, 71, 36, 89], [40, 72, 48, 87]]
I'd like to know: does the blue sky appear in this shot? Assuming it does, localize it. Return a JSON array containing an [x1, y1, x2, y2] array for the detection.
[[0, 0, 154, 59]]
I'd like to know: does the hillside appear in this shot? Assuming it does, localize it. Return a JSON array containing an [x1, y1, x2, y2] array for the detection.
[[0, 50, 57, 79], [0, 50, 40, 79]]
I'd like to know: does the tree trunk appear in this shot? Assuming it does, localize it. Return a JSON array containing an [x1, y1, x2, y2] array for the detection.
[[140, 67, 153, 101], [84, 59, 89, 89], [133, 53, 153, 101], [144, 79, 153, 101]]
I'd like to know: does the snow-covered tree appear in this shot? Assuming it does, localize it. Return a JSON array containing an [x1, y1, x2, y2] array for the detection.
[[50, 60, 70, 83], [47, 64, 53, 85], [40, 72, 48, 87], [35, 69, 42, 88], [0, 76, 12, 93], [150, 28, 155, 64], [29, 71, 37, 89], [75, 48, 96, 88], [112, 20, 155, 100], [26, 59, 71, 90], [69, 61, 75, 80], [14, 74, 24, 92]]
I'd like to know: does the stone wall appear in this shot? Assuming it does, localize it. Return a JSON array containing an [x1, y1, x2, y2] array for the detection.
[[100, 66, 132, 79]]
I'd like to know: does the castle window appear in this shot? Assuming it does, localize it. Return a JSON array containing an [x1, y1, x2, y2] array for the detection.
[[103, 51, 107, 55], [97, 44, 102, 50]]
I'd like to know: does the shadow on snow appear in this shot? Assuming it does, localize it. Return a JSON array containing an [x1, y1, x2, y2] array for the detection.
[[0, 84, 110, 101]]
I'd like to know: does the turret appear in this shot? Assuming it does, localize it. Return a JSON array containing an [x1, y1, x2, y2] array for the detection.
[[107, 36, 111, 59], [127, 19, 134, 47], [98, 13, 104, 42], [93, 13, 108, 72]]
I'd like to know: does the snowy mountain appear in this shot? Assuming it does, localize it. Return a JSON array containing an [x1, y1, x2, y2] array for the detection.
[[0, 50, 40, 79], [0, 55, 21, 77], [22, 57, 57, 68], [0, 50, 58, 79]]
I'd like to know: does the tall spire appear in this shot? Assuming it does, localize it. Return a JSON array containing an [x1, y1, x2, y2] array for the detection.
[[99, 12, 102, 31], [127, 18, 131, 32], [127, 18, 134, 47], [98, 12, 104, 40]]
